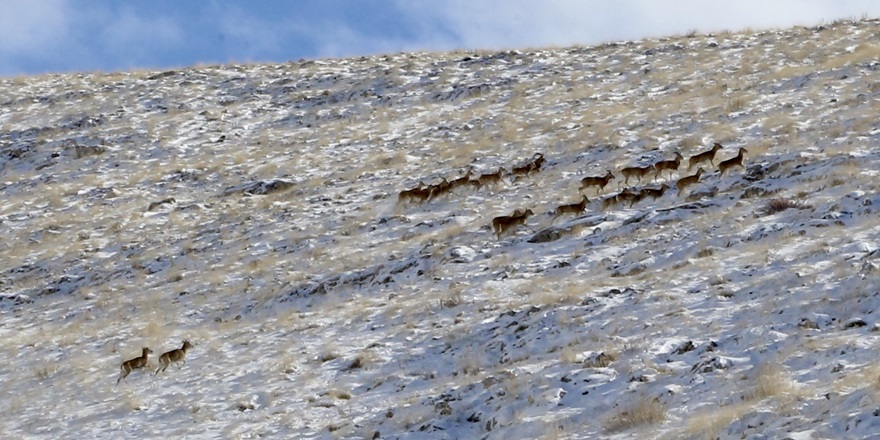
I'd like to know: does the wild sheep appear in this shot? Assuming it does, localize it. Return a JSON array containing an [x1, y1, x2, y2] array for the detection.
[[427, 177, 453, 201], [718, 147, 749, 176], [397, 182, 431, 205], [619, 164, 653, 186], [155, 340, 193, 375], [676, 168, 705, 197], [117, 347, 153, 386], [652, 152, 683, 180], [602, 188, 638, 210], [687, 143, 723, 171], [473, 167, 507, 191], [552, 195, 590, 223], [510, 153, 546, 181], [579, 170, 615, 194], [491, 209, 534, 239], [448, 169, 474, 192], [638, 183, 670, 203]]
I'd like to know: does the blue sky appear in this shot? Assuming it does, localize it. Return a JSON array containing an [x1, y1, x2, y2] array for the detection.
[[3, 0, 880, 77]]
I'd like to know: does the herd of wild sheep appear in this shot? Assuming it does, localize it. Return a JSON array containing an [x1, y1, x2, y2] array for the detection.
[[115, 146, 747, 381], [398, 143, 748, 239]]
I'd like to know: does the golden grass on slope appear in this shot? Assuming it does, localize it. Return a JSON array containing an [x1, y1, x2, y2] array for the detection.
[[821, 42, 880, 69], [743, 363, 796, 401], [602, 395, 667, 433], [5, 16, 880, 439], [682, 401, 754, 440]]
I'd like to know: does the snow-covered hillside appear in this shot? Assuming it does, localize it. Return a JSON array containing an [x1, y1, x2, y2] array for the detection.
[[2, 17, 880, 439]]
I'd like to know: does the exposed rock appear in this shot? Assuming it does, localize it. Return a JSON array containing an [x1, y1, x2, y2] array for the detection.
[[222, 179, 295, 196], [73, 144, 106, 159], [147, 197, 177, 211], [672, 340, 696, 355], [844, 318, 867, 329]]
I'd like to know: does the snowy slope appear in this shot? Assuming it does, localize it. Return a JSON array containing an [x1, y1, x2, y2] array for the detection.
[[2, 17, 880, 439]]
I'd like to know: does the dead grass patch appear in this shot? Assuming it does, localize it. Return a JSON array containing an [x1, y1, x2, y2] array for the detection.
[[822, 42, 880, 69], [743, 363, 794, 401], [683, 402, 753, 440], [602, 395, 666, 433], [759, 197, 809, 216]]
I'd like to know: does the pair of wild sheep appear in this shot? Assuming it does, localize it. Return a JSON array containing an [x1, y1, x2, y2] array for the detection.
[[117, 340, 193, 385]]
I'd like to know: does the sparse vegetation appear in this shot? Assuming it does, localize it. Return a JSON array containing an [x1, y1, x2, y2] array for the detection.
[[2, 15, 880, 440], [760, 197, 807, 215], [602, 396, 667, 433]]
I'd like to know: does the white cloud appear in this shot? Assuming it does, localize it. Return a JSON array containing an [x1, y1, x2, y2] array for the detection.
[[392, 0, 880, 52], [0, 1, 185, 75], [0, 0, 70, 56], [5, 0, 880, 76]]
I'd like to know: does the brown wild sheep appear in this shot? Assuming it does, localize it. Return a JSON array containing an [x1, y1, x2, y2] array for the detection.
[[676, 168, 705, 197], [474, 167, 507, 191], [155, 340, 193, 375], [552, 195, 590, 223], [718, 147, 749, 176], [602, 188, 638, 210], [492, 209, 534, 239], [638, 184, 670, 203], [117, 347, 153, 385], [619, 164, 653, 186], [427, 177, 453, 201], [510, 153, 546, 180], [652, 152, 683, 180], [397, 182, 431, 205], [448, 169, 474, 191], [579, 170, 615, 194], [687, 143, 723, 170]]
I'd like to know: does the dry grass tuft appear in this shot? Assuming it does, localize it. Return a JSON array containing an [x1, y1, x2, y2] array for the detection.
[[684, 402, 753, 440], [583, 350, 617, 368], [602, 395, 666, 433], [760, 197, 808, 216], [744, 363, 794, 401]]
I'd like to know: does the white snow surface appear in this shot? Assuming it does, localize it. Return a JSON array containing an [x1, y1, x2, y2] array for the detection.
[[2, 18, 880, 440]]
